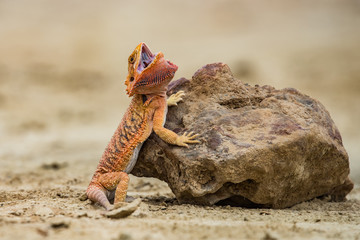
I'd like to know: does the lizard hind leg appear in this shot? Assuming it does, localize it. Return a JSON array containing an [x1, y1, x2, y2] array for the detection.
[[87, 172, 130, 211], [99, 171, 130, 205], [114, 172, 130, 204]]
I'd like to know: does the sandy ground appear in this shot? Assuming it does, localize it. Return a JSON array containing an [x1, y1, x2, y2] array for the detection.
[[0, 143, 359, 240], [1, 1, 360, 239]]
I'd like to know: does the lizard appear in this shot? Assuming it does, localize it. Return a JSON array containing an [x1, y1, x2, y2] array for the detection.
[[86, 42, 200, 211]]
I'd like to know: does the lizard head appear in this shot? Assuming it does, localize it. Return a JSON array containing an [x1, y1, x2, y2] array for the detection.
[[125, 42, 178, 97]]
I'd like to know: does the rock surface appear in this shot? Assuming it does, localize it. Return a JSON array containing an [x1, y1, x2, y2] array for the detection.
[[132, 63, 353, 208]]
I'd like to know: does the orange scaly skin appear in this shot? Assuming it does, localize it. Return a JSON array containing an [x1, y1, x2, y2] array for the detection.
[[86, 43, 199, 210]]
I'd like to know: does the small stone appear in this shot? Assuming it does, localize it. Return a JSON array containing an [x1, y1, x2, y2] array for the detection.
[[56, 192, 69, 198], [260, 211, 271, 215], [36, 227, 48, 237], [10, 211, 22, 216], [263, 232, 277, 240], [105, 198, 141, 219], [78, 193, 88, 201], [41, 162, 68, 170], [76, 212, 88, 218], [50, 217, 70, 229], [116, 233, 133, 240]]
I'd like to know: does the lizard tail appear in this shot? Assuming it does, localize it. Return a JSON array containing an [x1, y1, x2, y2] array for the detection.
[[86, 185, 113, 211]]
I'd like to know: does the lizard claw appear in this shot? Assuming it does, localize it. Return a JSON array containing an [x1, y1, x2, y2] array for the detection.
[[167, 91, 185, 106], [176, 131, 201, 148]]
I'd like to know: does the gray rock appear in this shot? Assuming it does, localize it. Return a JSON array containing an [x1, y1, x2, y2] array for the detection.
[[132, 63, 353, 208]]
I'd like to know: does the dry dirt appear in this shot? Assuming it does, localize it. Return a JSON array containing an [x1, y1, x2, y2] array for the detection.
[[1, 1, 360, 239], [0, 167, 360, 240]]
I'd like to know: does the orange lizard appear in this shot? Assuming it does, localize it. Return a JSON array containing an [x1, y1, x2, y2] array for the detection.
[[86, 42, 200, 210]]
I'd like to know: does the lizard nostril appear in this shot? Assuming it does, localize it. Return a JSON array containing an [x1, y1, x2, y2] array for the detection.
[[156, 150, 165, 157]]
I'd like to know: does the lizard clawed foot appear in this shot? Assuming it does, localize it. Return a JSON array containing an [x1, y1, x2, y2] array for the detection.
[[167, 91, 185, 106], [176, 131, 201, 148]]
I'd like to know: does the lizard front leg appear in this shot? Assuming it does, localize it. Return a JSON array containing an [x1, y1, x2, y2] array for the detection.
[[167, 90, 185, 106], [153, 101, 200, 147]]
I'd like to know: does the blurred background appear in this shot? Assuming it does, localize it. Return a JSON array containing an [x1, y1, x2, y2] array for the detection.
[[0, 0, 359, 182]]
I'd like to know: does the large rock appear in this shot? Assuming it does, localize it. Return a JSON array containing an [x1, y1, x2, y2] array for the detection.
[[132, 63, 353, 208]]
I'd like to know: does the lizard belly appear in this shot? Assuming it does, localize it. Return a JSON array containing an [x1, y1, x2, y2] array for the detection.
[[163, 106, 167, 127], [124, 142, 143, 173], [124, 105, 167, 173]]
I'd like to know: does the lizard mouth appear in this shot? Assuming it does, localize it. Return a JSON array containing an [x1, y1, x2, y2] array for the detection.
[[137, 44, 155, 72]]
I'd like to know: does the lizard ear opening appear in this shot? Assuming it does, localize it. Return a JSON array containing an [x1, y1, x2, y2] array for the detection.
[[126, 74, 138, 96]]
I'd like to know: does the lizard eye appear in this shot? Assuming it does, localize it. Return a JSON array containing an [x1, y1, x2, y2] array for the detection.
[[129, 56, 135, 64], [130, 77, 134, 82]]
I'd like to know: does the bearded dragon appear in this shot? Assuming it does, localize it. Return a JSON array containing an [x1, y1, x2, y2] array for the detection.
[[86, 42, 199, 210]]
